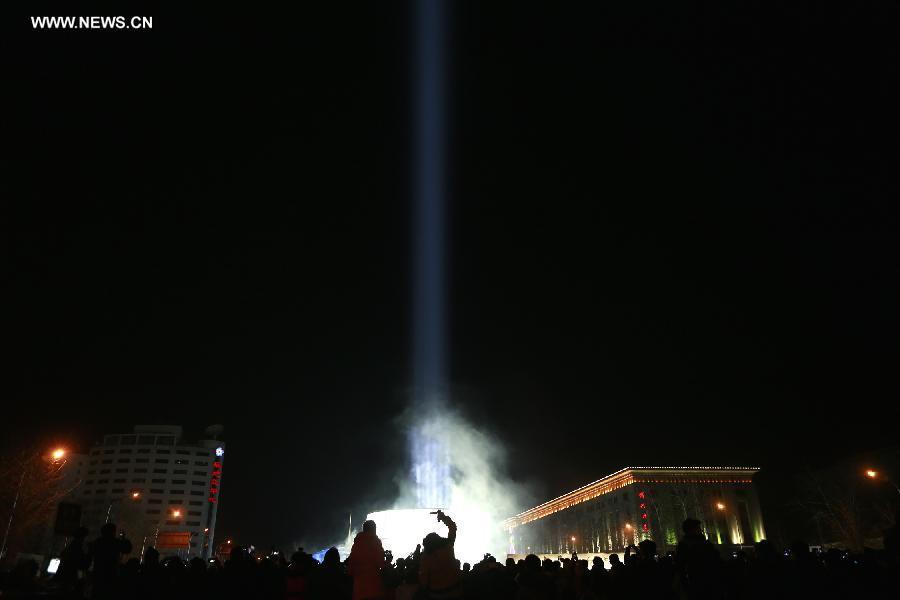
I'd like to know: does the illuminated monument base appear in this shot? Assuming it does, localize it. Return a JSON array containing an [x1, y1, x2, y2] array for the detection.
[[366, 508, 442, 559]]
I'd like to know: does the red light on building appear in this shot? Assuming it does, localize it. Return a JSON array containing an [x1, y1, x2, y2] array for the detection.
[[209, 460, 223, 505]]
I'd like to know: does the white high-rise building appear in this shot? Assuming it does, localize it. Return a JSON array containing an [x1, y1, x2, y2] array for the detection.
[[75, 425, 225, 559]]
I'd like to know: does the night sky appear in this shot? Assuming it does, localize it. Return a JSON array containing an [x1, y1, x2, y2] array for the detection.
[[4, 2, 898, 549]]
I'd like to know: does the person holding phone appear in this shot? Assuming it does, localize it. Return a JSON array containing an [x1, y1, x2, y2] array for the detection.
[[419, 510, 461, 598]]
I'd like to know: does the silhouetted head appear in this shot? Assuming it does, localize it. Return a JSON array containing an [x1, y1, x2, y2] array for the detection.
[[638, 539, 657, 558], [790, 541, 811, 559], [462, 562, 471, 572], [100, 522, 117, 538], [682, 518, 703, 536], [609, 553, 621, 565], [506, 557, 515, 568], [592, 556, 604, 568], [189, 557, 205, 573], [755, 539, 777, 560], [143, 547, 160, 565], [362, 520, 377, 534], [324, 547, 341, 566], [423, 531, 444, 554]]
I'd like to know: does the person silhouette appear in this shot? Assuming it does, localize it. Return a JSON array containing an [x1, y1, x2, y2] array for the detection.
[[349, 520, 387, 600], [88, 522, 132, 599], [419, 510, 461, 598]]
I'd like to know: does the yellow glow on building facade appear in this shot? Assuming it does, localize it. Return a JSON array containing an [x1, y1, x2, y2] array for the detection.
[[504, 466, 765, 555]]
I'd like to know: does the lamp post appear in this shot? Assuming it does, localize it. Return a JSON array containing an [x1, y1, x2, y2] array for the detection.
[[0, 447, 66, 562], [864, 469, 900, 496], [106, 490, 142, 524]]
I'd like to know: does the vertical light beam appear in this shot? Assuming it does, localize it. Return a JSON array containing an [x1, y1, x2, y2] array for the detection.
[[413, 0, 446, 397], [411, 0, 450, 509]]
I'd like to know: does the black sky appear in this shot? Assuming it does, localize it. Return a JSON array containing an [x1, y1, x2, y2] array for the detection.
[[3, 1, 898, 549]]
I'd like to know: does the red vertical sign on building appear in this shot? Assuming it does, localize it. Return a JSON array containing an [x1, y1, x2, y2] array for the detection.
[[209, 461, 222, 503], [638, 491, 650, 533]]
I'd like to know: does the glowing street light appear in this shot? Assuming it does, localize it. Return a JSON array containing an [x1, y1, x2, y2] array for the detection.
[[3, 446, 70, 560], [171, 509, 182, 518], [864, 468, 900, 496], [131, 490, 141, 499], [624, 523, 633, 530], [716, 502, 726, 511], [571, 536, 576, 542]]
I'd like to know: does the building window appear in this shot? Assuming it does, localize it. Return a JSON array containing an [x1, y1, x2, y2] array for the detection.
[[193, 471, 206, 476], [87, 470, 96, 475], [136, 458, 149, 463], [150, 489, 164, 494], [148, 499, 162, 504], [175, 459, 189, 465], [157, 447, 172, 453], [100, 469, 110, 474], [117, 458, 131, 463], [111, 488, 124, 493], [90, 450, 101, 456], [187, 521, 201, 527], [98, 479, 109, 484], [188, 511, 201, 516], [82, 490, 92, 495], [170, 490, 184, 495], [176, 450, 191, 455], [153, 469, 166, 474], [190, 491, 204, 496], [155, 459, 169, 464], [189, 501, 202, 506], [134, 468, 148, 474], [172, 480, 186, 485], [174, 469, 187, 475], [191, 481, 204, 486], [132, 478, 147, 483], [119, 449, 133, 454], [115, 469, 127, 474], [102, 459, 112, 464], [195, 461, 209, 466], [195, 451, 209, 456], [85, 480, 95, 485], [114, 478, 126, 483], [146, 509, 161, 515], [103, 449, 114, 455], [152, 478, 166, 483], [138, 435, 155, 445]]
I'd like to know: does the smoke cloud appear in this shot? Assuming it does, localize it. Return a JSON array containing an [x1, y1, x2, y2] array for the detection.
[[390, 399, 531, 563]]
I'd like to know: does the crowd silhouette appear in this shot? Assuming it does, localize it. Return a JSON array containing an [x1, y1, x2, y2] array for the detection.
[[1, 510, 899, 599]]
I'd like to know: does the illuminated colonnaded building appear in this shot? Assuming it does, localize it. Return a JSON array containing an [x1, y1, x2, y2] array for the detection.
[[504, 466, 765, 557]]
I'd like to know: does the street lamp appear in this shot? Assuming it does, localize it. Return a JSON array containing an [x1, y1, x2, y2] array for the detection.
[[171, 509, 182, 519], [716, 502, 726, 511], [107, 488, 142, 523], [1, 446, 69, 561], [864, 468, 900, 496]]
